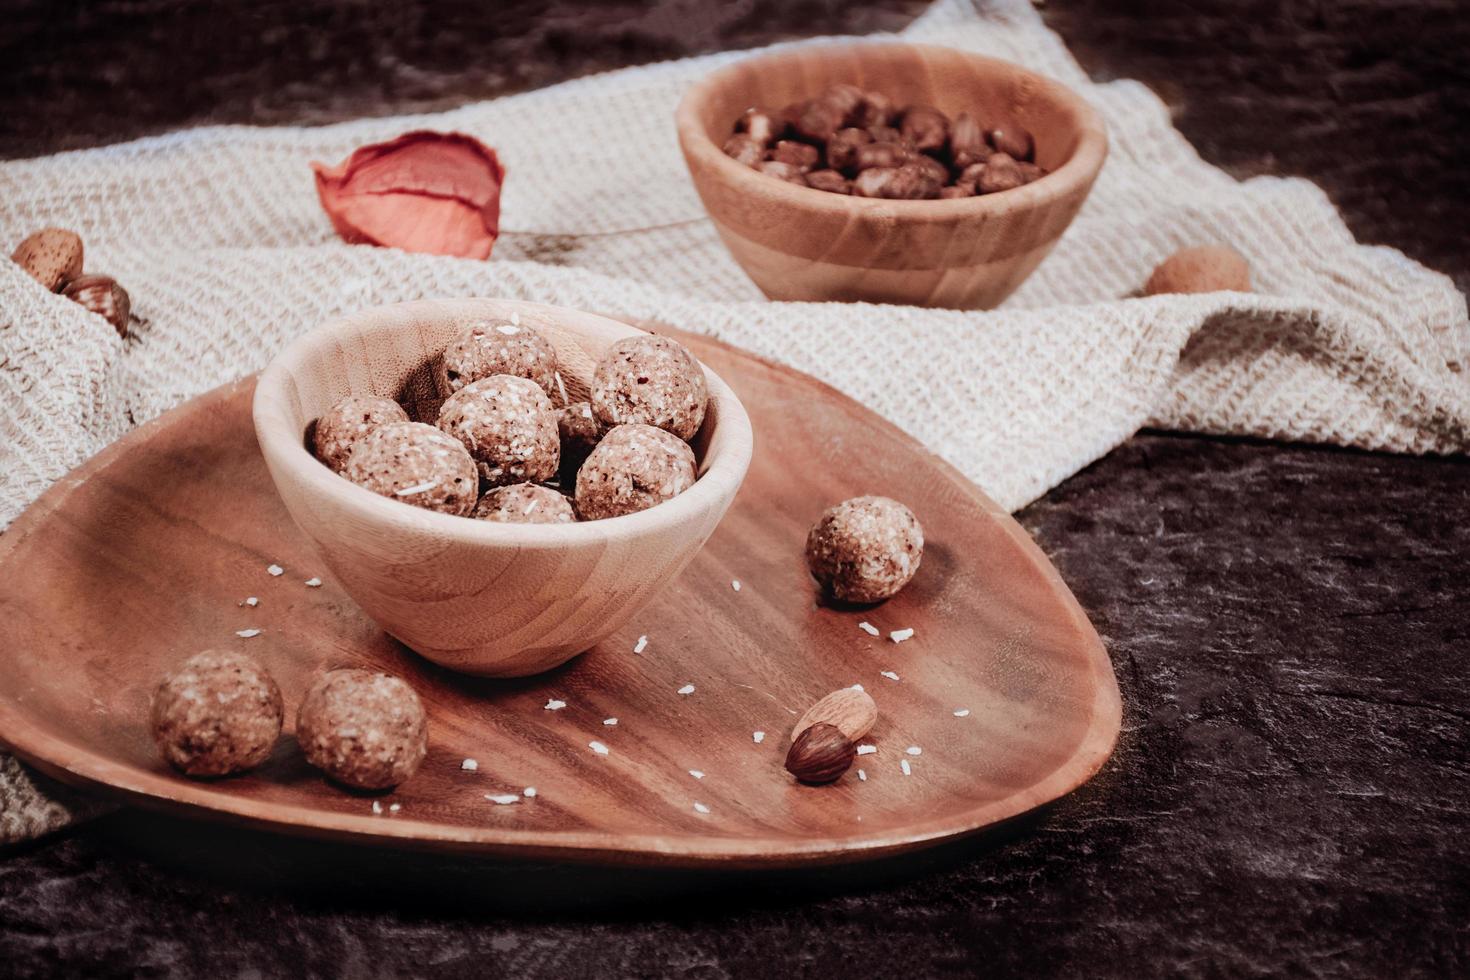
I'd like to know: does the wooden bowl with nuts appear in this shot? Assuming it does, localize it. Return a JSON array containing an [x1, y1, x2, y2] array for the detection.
[[253, 299, 753, 677], [675, 42, 1108, 309]]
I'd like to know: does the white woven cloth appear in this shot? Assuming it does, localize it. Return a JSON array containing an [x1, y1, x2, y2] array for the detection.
[[1, 0, 1466, 843]]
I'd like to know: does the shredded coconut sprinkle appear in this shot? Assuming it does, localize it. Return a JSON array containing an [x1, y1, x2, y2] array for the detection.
[[485, 794, 520, 805], [235, 628, 261, 638], [858, 769, 867, 781], [371, 800, 383, 814], [677, 684, 695, 695], [523, 787, 537, 798], [851, 684, 865, 692], [633, 635, 648, 654], [603, 717, 618, 726], [243, 597, 259, 607], [589, 740, 609, 755], [395, 480, 440, 496], [858, 621, 880, 636], [731, 580, 741, 592], [890, 628, 915, 643], [901, 759, 912, 776], [954, 708, 971, 717], [389, 803, 401, 813], [688, 770, 705, 780], [544, 699, 566, 711], [753, 731, 765, 744], [266, 564, 284, 577], [880, 670, 900, 681], [906, 746, 923, 756], [461, 759, 479, 771], [304, 577, 322, 588], [856, 744, 877, 755], [693, 802, 710, 814], [509, 311, 521, 326]]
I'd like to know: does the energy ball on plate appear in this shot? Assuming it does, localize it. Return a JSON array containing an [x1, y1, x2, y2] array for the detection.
[[437, 375, 559, 487], [150, 650, 283, 777], [472, 483, 577, 524], [296, 668, 428, 790], [574, 423, 697, 520], [436, 318, 559, 397], [343, 421, 479, 516], [311, 395, 410, 473], [557, 400, 603, 486], [806, 496, 924, 604], [590, 334, 708, 441]]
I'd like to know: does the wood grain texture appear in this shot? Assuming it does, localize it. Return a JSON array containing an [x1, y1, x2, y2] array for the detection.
[[675, 42, 1108, 308], [252, 300, 753, 677], [0, 327, 1119, 869]]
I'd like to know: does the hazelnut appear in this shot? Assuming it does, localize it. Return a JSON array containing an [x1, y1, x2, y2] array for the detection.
[[950, 112, 991, 170], [826, 127, 874, 175], [853, 141, 909, 173], [737, 107, 783, 146], [987, 125, 1034, 161], [757, 160, 810, 186], [11, 227, 84, 292], [900, 105, 950, 154], [867, 124, 904, 145], [61, 274, 131, 337], [805, 169, 852, 195], [784, 723, 856, 784], [957, 162, 988, 187], [1144, 245, 1251, 295], [820, 83, 866, 124], [722, 133, 763, 168], [790, 99, 843, 144], [939, 184, 974, 199], [977, 152, 1025, 193], [771, 139, 820, 173], [850, 90, 895, 129], [1017, 161, 1047, 184], [852, 164, 938, 200], [911, 153, 949, 187]]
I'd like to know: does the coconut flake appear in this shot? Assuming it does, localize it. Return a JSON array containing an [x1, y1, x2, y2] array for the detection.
[[267, 564, 284, 577], [495, 324, 520, 335], [389, 803, 401, 813], [731, 580, 741, 592], [901, 759, 912, 776], [954, 708, 971, 717], [753, 731, 765, 744], [889, 628, 915, 643], [688, 770, 705, 780], [850, 684, 865, 692], [510, 310, 521, 326], [485, 793, 520, 805], [243, 596, 259, 607], [304, 577, 323, 588], [856, 744, 877, 756], [523, 787, 537, 798], [544, 699, 566, 711], [395, 480, 439, 496], [371, 800, 383, 814], [693, 802, 710, 814], [858, 621, 879, 636], [677, 684, 695, 695], [235, 628, 261, 638], [906, 746, 922, 756], [858, 769, 867, 781], [588, 740, 609, 755], [461, 759, 479, 771], [603, 717, 618, 726], [633, 635, 648, 654], [880, 670, 900, 681]]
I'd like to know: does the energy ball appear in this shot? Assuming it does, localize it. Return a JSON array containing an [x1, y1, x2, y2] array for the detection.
[[574, 423, 697, 520], [311, 395, 410, 473], [590, 335, 708, 441], [557, 401, 603, 487], [296, 669, 428, 790], [343, 421, 478, 516], [150, 650, 283, 777], [437, 318, 559, 397], [437, 375, 559, 487], [472, 483, 577, 524], [806, 496, 924, 604]]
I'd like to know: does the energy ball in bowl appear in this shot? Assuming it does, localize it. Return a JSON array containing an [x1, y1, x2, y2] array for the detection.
[[150, 650, 284, 777], [590, 335, 708, 441], [311, 396, 410, 473], [343, 421, 478, 516], [472, 483, 576, 524], [437, 318, 559, 397], [437, 375, 559, 488], [296, 668, 428, 790], [806, 496, 924, 604], [575, 423, 697, 520]]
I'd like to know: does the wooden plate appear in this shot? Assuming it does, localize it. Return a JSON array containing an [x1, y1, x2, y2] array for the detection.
[[0, 328, 1120, 869]]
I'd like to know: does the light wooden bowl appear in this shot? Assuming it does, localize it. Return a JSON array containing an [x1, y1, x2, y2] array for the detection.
[[675, 42, 1109, 309], [252, 299, 753, 677]]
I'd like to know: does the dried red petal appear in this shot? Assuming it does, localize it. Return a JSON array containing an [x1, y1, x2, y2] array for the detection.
[[311, 131, 505, 259]]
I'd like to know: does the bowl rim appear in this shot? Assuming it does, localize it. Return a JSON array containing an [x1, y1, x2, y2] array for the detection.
[[674, 40, 1109, 220], [252, 298, 754, 549]]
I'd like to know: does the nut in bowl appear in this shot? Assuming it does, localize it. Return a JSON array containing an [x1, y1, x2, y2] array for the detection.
[[675, 42, 1108, 309], [252, 299, 753, 677]]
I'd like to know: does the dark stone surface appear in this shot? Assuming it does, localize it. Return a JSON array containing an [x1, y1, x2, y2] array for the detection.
[[1, 2, 1467, 977]]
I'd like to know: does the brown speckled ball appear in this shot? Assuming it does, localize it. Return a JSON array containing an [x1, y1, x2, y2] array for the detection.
[[312, 395, 410, 473], [342, 421, 478, 516], [296, 669, 427, 790], [590, 335, 709, 441], [472, 483, 577, 524], [574, 423, 697, 520], [437, 375, 559, 488], [436, 318, 559, 397], [150, 650, 283, 777], [805, 496, 924, 603], [557, 400, 604, 487]]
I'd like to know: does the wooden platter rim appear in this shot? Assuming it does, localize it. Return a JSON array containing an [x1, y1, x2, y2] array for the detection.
[[0, 340, 1121, 869]]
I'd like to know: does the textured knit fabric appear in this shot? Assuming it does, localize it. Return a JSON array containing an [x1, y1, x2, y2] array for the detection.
[[1, 0, 1465, 842]]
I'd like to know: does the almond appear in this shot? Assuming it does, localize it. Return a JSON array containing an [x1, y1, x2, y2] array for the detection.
[[12, 228, 84, 292], [790, 687, 877, 743], [61, 274, 131, 337], [1145, 245, 1251, 295], [784, 723, 856, 784]]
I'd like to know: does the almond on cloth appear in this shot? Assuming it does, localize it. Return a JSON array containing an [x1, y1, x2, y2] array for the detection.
[[11, 228, 83, 292], [1145, 245, 1251, 295]]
